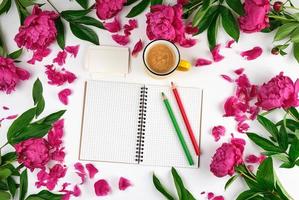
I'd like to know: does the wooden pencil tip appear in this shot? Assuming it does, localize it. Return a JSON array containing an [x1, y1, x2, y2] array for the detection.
[[171, 82, 176, 89], [161, 92, 167, 99]]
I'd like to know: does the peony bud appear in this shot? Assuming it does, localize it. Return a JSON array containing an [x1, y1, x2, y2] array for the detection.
[[273, 1, 283, 12], [271, 47, 279, 55]]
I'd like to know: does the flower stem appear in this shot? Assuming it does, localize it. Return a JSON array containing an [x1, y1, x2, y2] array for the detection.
[[45, 0, 60, 14], [16, 164, 24, 171], [268, 14, 296, 22], [260, 109, 275, 116], [0, 142, 8, 150], [284, 6, 299, 11]]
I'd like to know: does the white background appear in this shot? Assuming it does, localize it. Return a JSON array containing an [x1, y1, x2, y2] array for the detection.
[[0, 0, 299, 199]]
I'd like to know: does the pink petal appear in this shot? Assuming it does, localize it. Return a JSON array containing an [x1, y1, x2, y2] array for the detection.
[[119, 177, 132, 191], [112, 34, 130, 46], [27, 48, 51, 64], [185, 23, 199, 35], [221, 74, 233, 83], [65, 45, 80, 58], [213, 196, 225, 200], [59, 182, 71, 192], [94, 179, 111, 196], [225, 40, 235, 48], [85, 163, 98, 179], [237, 122, 249, 133], [211, 44, 224, 62], [240, 47, 263, 60], [51, 148, 65, 162], [211, 125, 226, 142], [245, 154, 260, 163], [234, 68, 244, 75], [73, 185, 81, 197], [6, 114, 18, 120], [58, 88, 72, 105], [76, 172, 86, 185], [45, 65, 77, 86], [74, 162, 85, 174], [208, 192, 214, 200], [195, 58, 212, 67], [247, 165, 254, 172], [104, 17, 121, 33], [53, 51, 67, 66], [131, 39, 143, 57], [2, 106, 9, 110]]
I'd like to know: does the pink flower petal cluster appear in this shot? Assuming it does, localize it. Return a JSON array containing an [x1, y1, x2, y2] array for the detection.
[[95, 0, 127, 20], [104, 17, 121, 33], [27, 48, 51, 64], [210, 138, 246, 177], [146, 4, 196, 47], [14, 5, 58, 63], [238, 0, 270, 33], [212, 125, 226, 142], [0, 56, 30, 94], [65, 45, 80, 58], [61, 184, 81, 200], [36, 164, 67, 190], [111, 19, 138, 45], [245, 154, 266, 164], [256, 72, 299, 110], [48, 119, 66, 162], [45, 65, 77, 86], [53, 51, 67, 66]]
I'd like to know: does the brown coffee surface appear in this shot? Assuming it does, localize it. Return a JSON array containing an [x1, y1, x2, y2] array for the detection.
[[146, 44, 176, 74]]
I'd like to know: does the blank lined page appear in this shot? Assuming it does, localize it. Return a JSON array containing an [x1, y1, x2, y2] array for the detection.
[[142, 85, 202, 168], [79, 80, 141, 164]]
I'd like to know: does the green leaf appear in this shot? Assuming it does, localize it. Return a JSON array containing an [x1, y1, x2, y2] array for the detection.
[[73, 16, 105, 29], [171, 167, 188, 200], [0, 0, 11, 15], [256, 157, 275, 190], [60, 8, 92, 21], [276, 118, 299, 132], [288, 107, 299, 121], [2, 163, 20, 176], [0, 180, 8, 190], [126, 0, 150, 18], [55, 17, 65, 49], [197, 6, 219, 34], [280, 161, 295, 168], [225, 0, 244, 16], [15, 0, 29, 24], [32, 79, 43, 105], [10, 123, 52, 145], [7, 176, 17, 197], [74, 0, 88, 9], [1, 152, 17, 164], [19, 169, 28, 200], [192, 0, 210, 27], [293, 42, 299, 63], [35, 97, 45, 117], [220, 6, 240, 42], [0, 191, 11, 200], [7, 48, 22, 59], [185, 189, 196, 200], [224, 175, 238, 190], [152, 173, 175, 200], [236, 190, 261, 200], [26, 190, 63, 200], [278, 124, 288, 151], [272, 153, 290, 163], [274, 23, 298, 41], [70, 23, 99, 45], [18, 0, 36, 7], [150, 0, 162, 5], [207, 14, 219, 50], [7, 108, 36, 144], [35, 110, 66, 125], [290, 26, 299, 43], [289, 136, 299, 162], [0, 168, 11, 180], [247, 132, 283, 152], [257, 115, 279, 141], [124, 0, 139, 6]]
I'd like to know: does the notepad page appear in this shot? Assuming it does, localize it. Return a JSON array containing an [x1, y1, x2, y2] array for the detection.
[[142, 85, 202, 168], [79, 80, 141, 164]]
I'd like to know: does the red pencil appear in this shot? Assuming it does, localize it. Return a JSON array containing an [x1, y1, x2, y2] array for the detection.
[[171, 82, 200, 155]]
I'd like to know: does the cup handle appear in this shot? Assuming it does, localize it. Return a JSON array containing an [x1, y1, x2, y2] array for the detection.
[[177, 60, 192, 71]]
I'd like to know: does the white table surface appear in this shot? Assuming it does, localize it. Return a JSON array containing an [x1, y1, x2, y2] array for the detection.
[[0, 1, 299, 199]]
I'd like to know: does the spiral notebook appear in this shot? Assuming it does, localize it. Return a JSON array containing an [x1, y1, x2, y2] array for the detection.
[[79, 80, 203, 168]]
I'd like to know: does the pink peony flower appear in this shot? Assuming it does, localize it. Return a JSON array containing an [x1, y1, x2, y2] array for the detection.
[[65, 45, 80, 58], [131, 39, 143, 57], [85, 163, 99, 179], [53, 51, 67, 66], [195, 58, 212, 66], [15, 138, 50, 171], [15, 5, 58, 50], [0, 56, 30, 94], [94, 179, 111, 196], [238, 0, 270, 33], [212, 126, 226, 142], [240, 46, 263, 60], [256, 72, 299, 110], [104, 17, 121, 33], [58, 88, 72, 105], [210, 138, 245, 177], [146, 4, 196, 47], [95, 0, 126, 20], [36, 164, 67, 190], [45, 65, 77, 86], [211, 44, 224, 62], [119, 177, 132, 190], [112, 34, 130, 46]]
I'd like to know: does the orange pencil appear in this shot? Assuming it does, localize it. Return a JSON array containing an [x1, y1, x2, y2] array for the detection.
[[171, 82, 200, 155]]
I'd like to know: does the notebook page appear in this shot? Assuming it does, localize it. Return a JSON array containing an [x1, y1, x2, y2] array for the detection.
[[142, 85, 202, 168], [79, 80, 141, 164]]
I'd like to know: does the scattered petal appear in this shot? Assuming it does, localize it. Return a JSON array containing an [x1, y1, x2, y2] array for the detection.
[[2, 106, 9, 110], [6, 114, 18, 120], [73, 185, 81, 197], [74, 162, 86, 184], [112, 34, 130, 46], [53, 51, 67, 66], [237, 122, 249, 133], [221, 74, 233, 83], [27, 48, 51, 64], [245, 154, 259, 163], [124, 19, 138, 35], [213, 196, 225, 200], [240, 47, 263, 60], [86, 163, 99, 179], [208, 192, 214, 200], [45, 65, 77, 86], [195, 58, 212, 67], [185, 23, 199, 35], [65, 45, 80, 58], [104, 17, 121, 33], [119, 177, 132, 191], [225, 40, 235, 48], [131, 40, 143, 57], [211, 44, 224, 62], [234, 68, 244, 75], [94, 179, 111, 196], [58, 88, 72, 105], [212, 126, 226, 142]]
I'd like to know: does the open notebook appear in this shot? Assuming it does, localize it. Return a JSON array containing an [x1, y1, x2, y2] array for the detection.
[[79, 80, 203, 168]]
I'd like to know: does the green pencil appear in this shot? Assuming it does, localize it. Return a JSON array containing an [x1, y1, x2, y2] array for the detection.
[[161, 92, 194, 166]]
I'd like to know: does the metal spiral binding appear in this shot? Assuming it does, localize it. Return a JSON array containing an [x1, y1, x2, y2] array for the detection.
[[135, 85, 148, 164]]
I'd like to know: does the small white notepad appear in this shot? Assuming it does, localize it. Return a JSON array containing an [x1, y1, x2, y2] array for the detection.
[[79, 80, 203, 168]]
